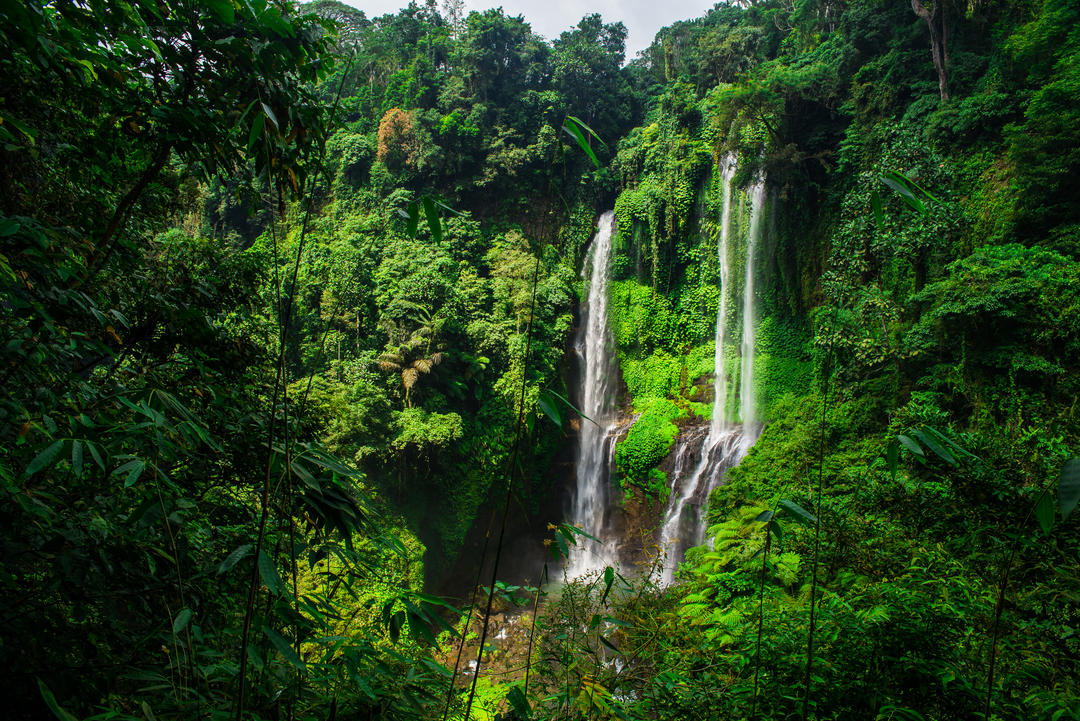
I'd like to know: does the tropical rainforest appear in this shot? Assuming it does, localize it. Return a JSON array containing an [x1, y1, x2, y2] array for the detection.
[[2, 0, 1079, 719]]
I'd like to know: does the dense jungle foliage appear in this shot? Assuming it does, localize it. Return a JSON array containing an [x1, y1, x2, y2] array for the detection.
[[1, 0, 1079, 720]]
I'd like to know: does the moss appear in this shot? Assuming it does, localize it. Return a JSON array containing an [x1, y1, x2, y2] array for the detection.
[[615, 398, 686, 488]]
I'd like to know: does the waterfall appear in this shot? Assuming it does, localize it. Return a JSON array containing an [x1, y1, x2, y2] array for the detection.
[[656, 163, 768, 584], [739, 179, 767, 452], [565, 211, 619, 578]]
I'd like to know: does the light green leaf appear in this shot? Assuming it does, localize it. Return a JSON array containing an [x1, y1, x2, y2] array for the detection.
[[562, 119, 600, 168]]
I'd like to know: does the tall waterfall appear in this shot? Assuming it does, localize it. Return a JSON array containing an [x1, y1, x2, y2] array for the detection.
[[566, 212, 620, 578], [656, 164, 768, 584], [739, 180, 767, 453]]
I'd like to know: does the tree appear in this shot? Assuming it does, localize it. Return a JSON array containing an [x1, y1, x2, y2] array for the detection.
[[911, 0, 950, 101]]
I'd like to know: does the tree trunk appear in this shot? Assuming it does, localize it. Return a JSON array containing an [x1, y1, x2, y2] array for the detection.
[[911, 0, 949, 101]]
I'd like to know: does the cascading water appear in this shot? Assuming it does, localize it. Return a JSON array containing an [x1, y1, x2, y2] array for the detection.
[[565, 211, 620, 578], [657, 162, 768, 584], [739, 179, 767, 452]]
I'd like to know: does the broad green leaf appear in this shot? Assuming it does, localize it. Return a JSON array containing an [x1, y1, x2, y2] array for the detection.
[[562, 120, 599, 168], [600, 565, 615, 605], [112, 458, 145, 487], [217, 543, 253, 574], [896, 434, 924, 458], [86, 441, 105, 470], [0, 217, 20, 236], [262, 626, 305, 670], [422, 196, 441, 244], [566, 115, 606, 147], [537, 390, 561, 426], [1059, 458, 1080, 521], [767, 518, 785, 543], [879, 175, 926, 215], [1034, 492, 1055, 536], [507, 684, 531, 719], [247, 112, 265, 154], [883, 169, 941, 205], [37, 679, 78, 721], [911, 428, 957, 465], [923, 426, 977, 460], [26, 440, 65, 476], [172, 608, 193, 634], [257, 549, 283, 595], [755, 510, 774, 523], [205, 0, 235, 24], [70, 440, 83, 478], [778, 499, 817, 526]]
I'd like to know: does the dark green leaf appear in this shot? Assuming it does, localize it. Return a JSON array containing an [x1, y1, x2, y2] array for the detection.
[[247, 112, 265, 154], [70, 440, 83, 478], [218, 543, 253, 574], [26, 440, 64, 476], [262, 626, 305, 670], [37, 679, 78, 721], [1034, 492, 1055, 536], [755, 510, 774, 523], [1059, 458, 1080, 521], [911, 428, 957, 465], [172, 608, 193, 634], [507, 684, 531, 719], [537, 390, 561, 426], [258, 549, 283, 595], [422, 196, 441, 243], [406, 201, 419, 238], [778, 499, 817, 526], [896, 434, 924, 458], [870, 190, 884, 230], [600, 566, 615, 605], [205, 0, 235, 24]]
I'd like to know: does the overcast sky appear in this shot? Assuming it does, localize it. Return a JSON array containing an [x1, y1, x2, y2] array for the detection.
[[342, 1, 720, 58]]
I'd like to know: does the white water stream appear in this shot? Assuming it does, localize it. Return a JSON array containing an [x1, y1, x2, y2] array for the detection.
[[565, 212, 620, 578], [656, 163, 768, 584]]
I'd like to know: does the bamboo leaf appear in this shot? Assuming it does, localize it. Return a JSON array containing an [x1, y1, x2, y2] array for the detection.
[[262, 626, 306, 670], [247, 112, 265, 154], [871, 189, 884, 230], [37, 679, 78, 721], [562, 119, 600, 168], [217, 543, 253, 574], [896, 434, 924, 458], [537, 390, 561, 426], [911, 428, 957, 465], [26, 440, 65, 476], [258, 549, 283, 595], [406, 201, 419, 238], [778, 499, 817, 526]]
